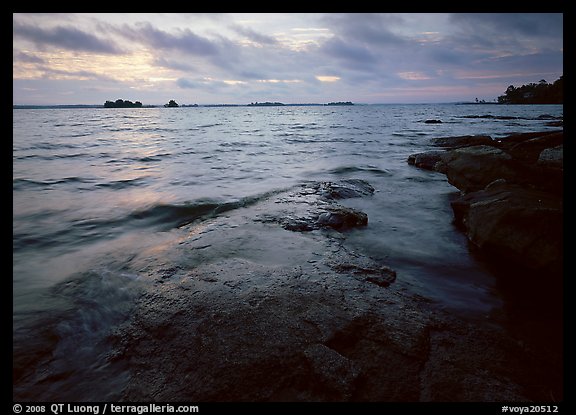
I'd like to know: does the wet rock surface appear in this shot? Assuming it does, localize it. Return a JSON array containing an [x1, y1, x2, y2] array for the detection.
[[97, 178, 562, 402], [114, 255, 556, 402], [408, 130, 563, 275], [430, 134, 494, 149], [15, 178, 560, 401], [407, 151, 446, 171], [406, 131, 563, 402], [441, 145, 516, 192], [450, 181, 562, 273], [256, 179, 373, 232]]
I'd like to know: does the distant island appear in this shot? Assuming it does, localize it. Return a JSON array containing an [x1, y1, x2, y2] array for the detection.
[[164, 100, 179, 108], [497, 76, 563, 104], [247, 101, 354, 107], [16, 101, 365, 110], [104, 99, 142, 108], [248, 102, 285, 106], [17, 99, 359, 110]]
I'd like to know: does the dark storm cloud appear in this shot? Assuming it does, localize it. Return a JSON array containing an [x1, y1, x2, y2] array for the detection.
[[153, 56, 196, 72], [317, 14, 432, 75], [478, 49, 564, 75], [176, 77, 241, 94], [230, 24, 279, 46], [13, 21, 123, 54], [426, 47, 470, 66], [111, 21, 249, 78], [446, 13, 563, 57], [321, 13, 407, 46], [176, 78, 202, 89], [115, 22, 219, 56], [320, 37, 378, 69], [450, 13, 563, 39], [12, 13, 564, 105]]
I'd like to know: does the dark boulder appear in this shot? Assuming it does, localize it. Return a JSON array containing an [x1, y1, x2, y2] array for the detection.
[[503, 132, 563, 163], [317, 206, 368, 230], [430, 135, 495, 149], [407, 151, 446, 171], [408, 129, 563, 276], [439, 143, 563, 195], [537, 145, 563, 170], [495, 130, 562, 149], [441, 145, 516, 193], [450, 181, 562, 274]]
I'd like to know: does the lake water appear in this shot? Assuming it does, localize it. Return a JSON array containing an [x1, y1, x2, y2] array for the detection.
[[13, 103, 562, 400]]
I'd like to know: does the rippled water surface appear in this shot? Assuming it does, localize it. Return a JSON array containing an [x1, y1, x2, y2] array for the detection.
[[13, 104, 562, 399]]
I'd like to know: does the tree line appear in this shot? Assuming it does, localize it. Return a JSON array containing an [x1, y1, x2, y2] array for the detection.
[[104, 99, 143, 108], [497, 76, 563, 104]]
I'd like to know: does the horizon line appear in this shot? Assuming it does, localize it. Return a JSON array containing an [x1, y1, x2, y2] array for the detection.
[[13, 101, 506, 108]]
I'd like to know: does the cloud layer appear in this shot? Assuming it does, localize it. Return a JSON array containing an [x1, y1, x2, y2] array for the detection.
[[13, 13, 563, 104]]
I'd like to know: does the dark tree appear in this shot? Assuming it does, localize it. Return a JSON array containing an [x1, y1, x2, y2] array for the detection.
[[164, 100, 179, 107], [498, 76, 563, 104], [103, 99, 143, 108]]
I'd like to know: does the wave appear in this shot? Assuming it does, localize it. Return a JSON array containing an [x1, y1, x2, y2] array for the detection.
[[391, 131, 428, 137], [196, 123, 223, 128], [105, 152, 173, 164], [25, 142, 81, 150], [13, 176, 96, 190], [325, 165, 393, 177], [128, 200, 229, 229], [13, 267, 138, 400], [95, 177, 148, 190], [128, 188, 288, 230], [13, 152, 91, 161], [13, 188, 291, 254]]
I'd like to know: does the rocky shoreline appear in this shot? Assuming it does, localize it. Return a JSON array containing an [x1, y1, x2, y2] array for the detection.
[[15, 131, 562, 402], [106, 160, 562, 401], [407, 129, 564, 401], [408, 129, 563, 277]]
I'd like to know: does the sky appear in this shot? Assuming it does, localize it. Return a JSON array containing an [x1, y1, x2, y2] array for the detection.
[[12, 13, 563, 105]]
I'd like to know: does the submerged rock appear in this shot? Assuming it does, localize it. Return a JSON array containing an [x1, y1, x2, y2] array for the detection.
[[260, 179, 373, 232], [317, 206, 368, 230], [316, 179, 375, 200]]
